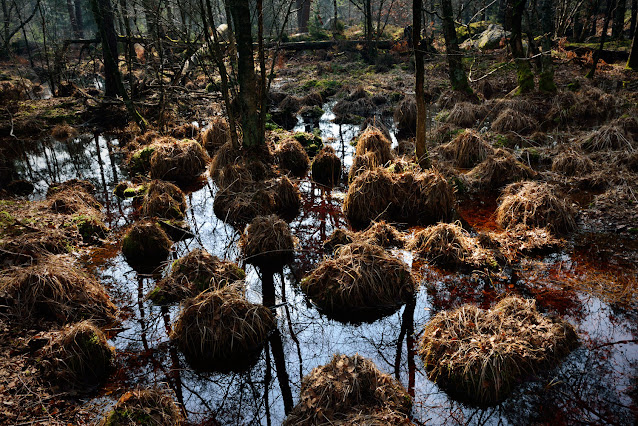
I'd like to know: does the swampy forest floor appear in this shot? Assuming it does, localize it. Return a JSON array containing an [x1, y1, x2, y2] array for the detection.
[[0, 44, 637, 425]]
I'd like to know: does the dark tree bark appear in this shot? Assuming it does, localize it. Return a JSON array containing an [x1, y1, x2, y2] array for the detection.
[[538, 0, 557, 92], [505, 0, 534, 93], [227, 0, 262, 147], [66, 0, 80, 38], [627, 8, 638, 68], [364, 0, 375, 60], [630, 0, 637, 37], [296, 0, 311, 32], [441, 0, 473, 93], [612, 0, 626, 39], [413, 0, 427, 165], [74, 0, 84, 38], [587, 0, 615, 78]]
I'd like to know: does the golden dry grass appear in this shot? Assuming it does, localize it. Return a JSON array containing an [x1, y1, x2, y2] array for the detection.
[[551, 150, 594, 176], [464, 149, 537, 190], [202, 116, 230, 155], [440, 129, 494, 168], [300, 242, 415, 321], [495, 181, 577, 234], [148, 248, 245, 304], [323, 221, 405, 253], [418, 297, 578, 406], [100, 388, 184, 426], [51, 124, 78, 141], [239, 215, 295, 270], [580, 125, 634, 152], [349, 152, 379, 183], [39, 320, 115, 389], [408, 222, 495, 269], [343, 168, 455, 229], [491, 108, 538, 134], [393, 97, 417, 133], [355, 127, 394, 165], [149, 138, 210, 183], [275, 137, 310, 178], [446, 102, 479, 128], [0, 255, 117, 325], [283, 354, 412, 425], [170, 285, 275, 371], [170, 123, 200, 140]]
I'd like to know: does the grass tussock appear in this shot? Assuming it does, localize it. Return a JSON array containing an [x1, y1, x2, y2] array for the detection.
[[51, 124, 78, 141], [141, 180, 187, 220], [170, 123, 200, 140], [311, 146, 342, 187], [355, 127, 394, 165], [240, 215, 295, 270], [446, 102, 480, 128], [283, 354, 412, 425], [324, 221, 405, 253], [491, 108, 538, 134], [408, 222, 495, 269], [148, 248, 244, 304], [149, 138, 210, 183], [275, 138, 310, 177], [170, 285, 275, 371], [100, 388, 184, 426], [551, 150, 594, 176], [0, 254, 117, 325], [210, 141, 274, 186], [580, 125, 634, 152], [300, 242, 415, 322], [490, 225, 564, 261], [121, 220, 173, 272], [393, 97, 417, 133], [440, 129, 494, 168], [348, 152, 378, 183], [343, 168, 455, 229], [495, 181, 577, 234], [464, 149, 537, 190], [39, 320, 115, 389], [202, 116, 230, 155], [418, 297, 578, 406]]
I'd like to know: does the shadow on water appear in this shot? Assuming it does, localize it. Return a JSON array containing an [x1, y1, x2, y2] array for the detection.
[[10, 116, 638, 424]]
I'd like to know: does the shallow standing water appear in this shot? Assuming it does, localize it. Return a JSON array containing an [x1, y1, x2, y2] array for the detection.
[[13, 111, 638, 424]]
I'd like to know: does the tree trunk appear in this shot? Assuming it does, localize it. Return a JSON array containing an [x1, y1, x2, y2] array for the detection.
[[75, 0, 84, 38], [296, 0, 310, 32], [66, 0, 80, 38], [441, 0, 473, 93], [413, 0, 427, 166], [627, 10, 638, 68], [587, 0, 615, 77], [505, 0, 534, 93], [364, 0, 375, 60], [538, 0, 557, 92], [2, 0, 10, 55], [228, 0, 262, 147], [333, 0, 338, 33], [613, 0, 626, 39], [630, 0, 637, 37]]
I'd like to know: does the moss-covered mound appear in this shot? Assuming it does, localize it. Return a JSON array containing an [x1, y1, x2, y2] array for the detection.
[[495, 181, 577, 234], [170, 285, 275, 372], [148, 248, 245, 304], [40, 320, 115, 389], [100, 388, 184, 426], [301, 242, 415, 322], [121, 221, 172, 273], [418, 297, 578, 406], [343, 168, 455, 229], [0, 254, 117, 325], [283, 354, 412, 425]]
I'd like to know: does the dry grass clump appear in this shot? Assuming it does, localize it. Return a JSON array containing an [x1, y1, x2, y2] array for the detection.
[[311, 146, 342, 187], [324, 221, 405, 253], [283, 353, 411, 425], [240, 215, 295, 270], [149, 138, 210, 183], [580, 125, 634, 152], [0, 255, 117, 325], [548, 88, 617, 124], [355, 127, 394, 165], [141, 180, 187, 220], [275, 137, 310, 177], [100, 388, 184, 426], [300, 242, 415, 321], [343, 168, 455, 229], [170, 285, 275, 371], [418, 297, 578, 406], [495, 181, 577, 234], [394, 97, 417, 133], [201, 116, 230, 155], [39, 321, 115, 389], [551, 150, 594, 176], [51, 124, 78, 141], [47, 179, 96, 198], [440, 129, 494, 168], [269, 175, 301, 221], [446, 102, 480, 128], [408, 222, 494, 269], [464, 149, 537, 190], [121, 221, 172, 272], [210, 141, 274, 185], [170, 123, 200, 140], [133, 130, 160, 146], [348, 151, 378, 183], [148, 249, 245, 304], [323, 228, 355, 252], [491, 108, 538, 134], [490, 225, 564, 261]]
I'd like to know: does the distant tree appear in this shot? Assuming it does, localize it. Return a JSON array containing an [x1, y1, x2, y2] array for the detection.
[[297, 0, 311, 32], [441, 0, 473, 93], [505, 0, 534, 93], [627, 6, 638, 68], [0, 0, 40, 56], [413, 0, 427, 165], [587, 0, 615, 78], [538, 0, 557, 92], [612, 0, 626, 39]]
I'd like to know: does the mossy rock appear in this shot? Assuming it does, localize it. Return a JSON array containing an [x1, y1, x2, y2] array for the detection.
[[128, 146, 156, 176], [72, 214, 108, 242], [293, 132, 323, 157]]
